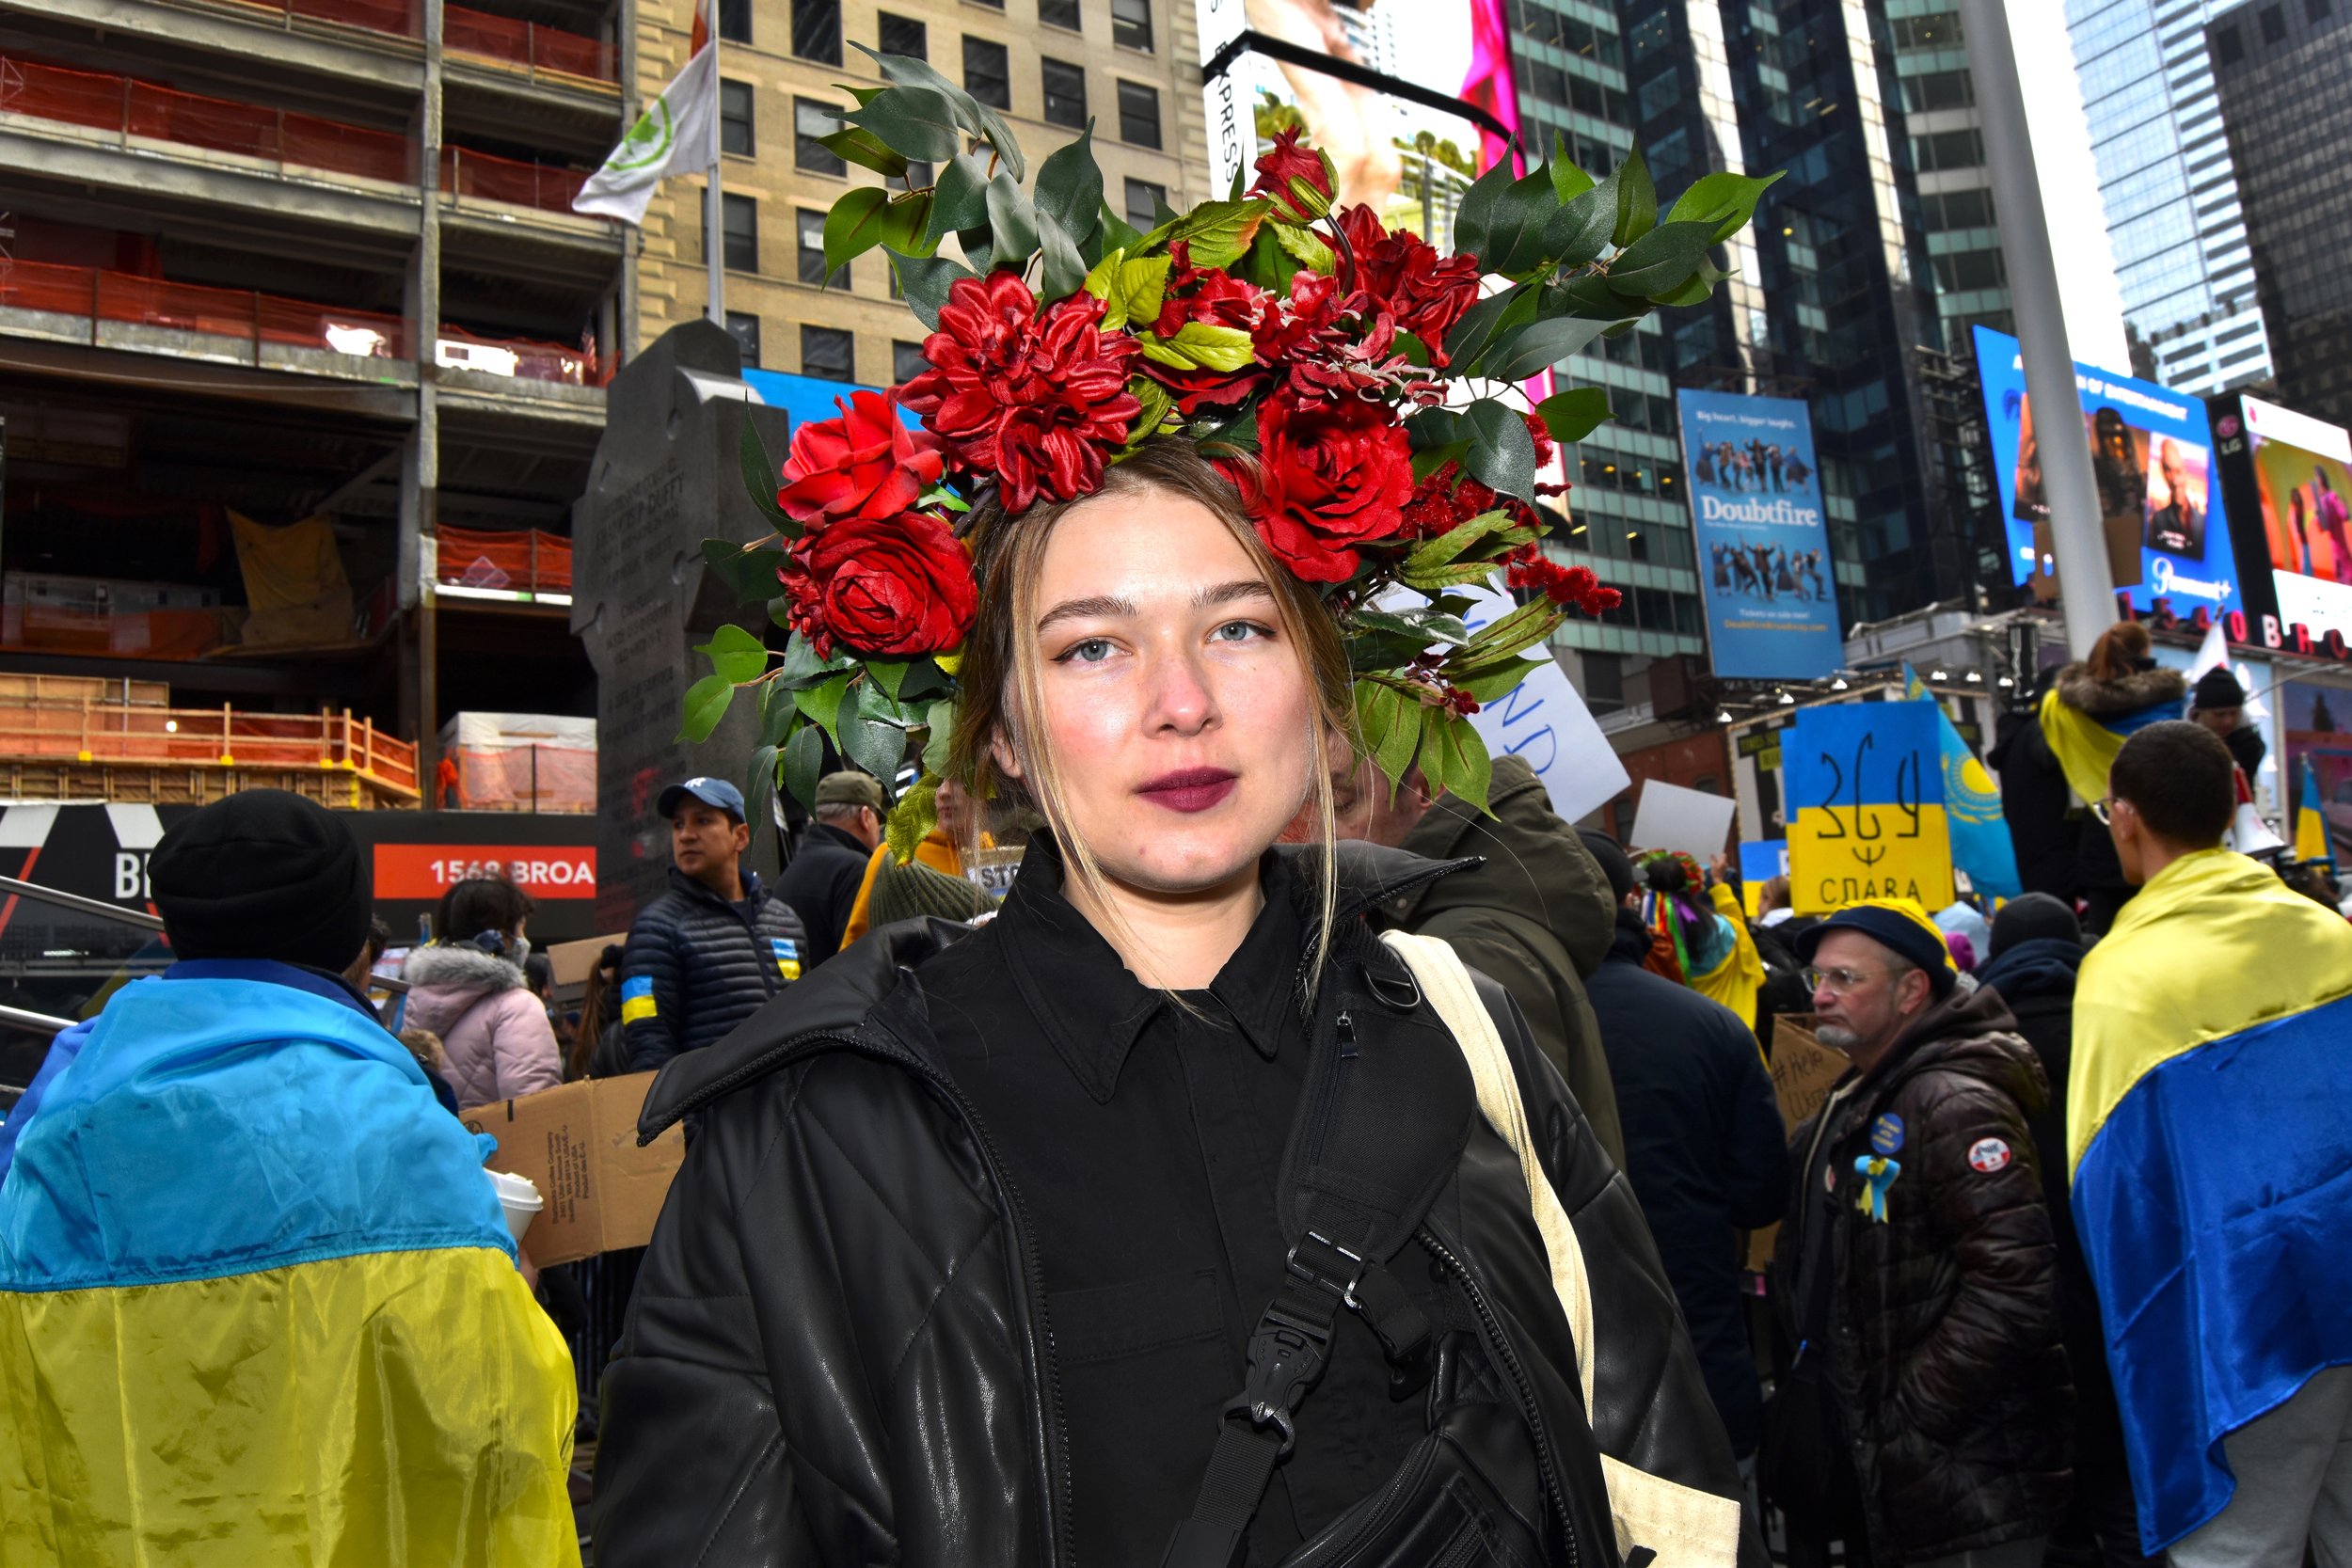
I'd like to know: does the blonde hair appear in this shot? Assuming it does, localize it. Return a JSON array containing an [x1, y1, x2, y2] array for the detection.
[[947, 440, 1353, 989]]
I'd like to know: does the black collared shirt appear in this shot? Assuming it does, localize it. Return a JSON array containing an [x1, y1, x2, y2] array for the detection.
[[919, 840, 1429, 1564]]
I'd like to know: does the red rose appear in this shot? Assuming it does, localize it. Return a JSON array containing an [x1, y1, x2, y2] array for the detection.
[[1217, 390, 1414, 582], [1248, 126, 1334, 220], [776, 389, 946, 529], [1142, 243, 1273, 414], [1334, 205, 1483, 365], [898, 272, 1140, 514], [778, 509, 977, 658]]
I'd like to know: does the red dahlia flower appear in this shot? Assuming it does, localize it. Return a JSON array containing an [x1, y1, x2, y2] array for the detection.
[[775, 389, 945, 529], [1333, 205, 1484, 366], [1248, 126, 1335, 220], [1250, 271, 1433, 405], [778, 509, 977, 659], [1216, 389, 1415, 583], [898, 273, 1141, 514], [1143, 243, 1273, 414]]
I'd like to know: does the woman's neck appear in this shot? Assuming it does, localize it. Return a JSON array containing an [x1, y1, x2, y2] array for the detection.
[[1062, 857, 1267, 991]]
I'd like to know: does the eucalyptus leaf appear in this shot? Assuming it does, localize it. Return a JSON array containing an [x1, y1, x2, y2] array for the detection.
[[1442, 284, 1538, 374], [823, 185, 892, 274], [678, 674, 734, 743], [1543, 168, 1618, 270], [782, 721, 823, 810], [695, 622, 769, 687], [1461, 400, 1539, 503], [885, 248, 974, 331], [1479, 166, 1564, 277]]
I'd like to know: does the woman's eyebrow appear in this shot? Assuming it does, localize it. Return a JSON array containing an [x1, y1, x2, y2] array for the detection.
[[1036, 594, 1136, 632], [1196, 579, 1276, 609]]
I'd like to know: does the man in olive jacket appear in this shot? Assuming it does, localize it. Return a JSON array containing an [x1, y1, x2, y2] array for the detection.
[[1332, 752, 1626, 1166]]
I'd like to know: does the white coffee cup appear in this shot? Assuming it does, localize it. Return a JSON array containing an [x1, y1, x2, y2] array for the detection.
[[487, 1169, 544, 1243]]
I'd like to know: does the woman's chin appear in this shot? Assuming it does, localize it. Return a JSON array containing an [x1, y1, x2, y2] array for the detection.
[[1097, 821, 1274, 899]]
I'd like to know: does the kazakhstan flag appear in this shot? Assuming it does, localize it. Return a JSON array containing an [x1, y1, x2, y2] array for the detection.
[[1905, 666, 2021, 898]]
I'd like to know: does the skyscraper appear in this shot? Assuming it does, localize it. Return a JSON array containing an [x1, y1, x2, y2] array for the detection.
[[2206, 0, 2352, 428], [2069, 0, 2275, 396]]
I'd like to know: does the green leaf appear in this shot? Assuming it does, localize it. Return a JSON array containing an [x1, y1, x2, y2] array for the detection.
[[1270, 219, 1334, 275], [1037, 210, 1089, 302], [1034, 123, 1104, 238], [756, 677, 796, 747], [1483, 315, 1611, 382], [1612, 145, 1656, 248], [1549, 133, 1596, 204], [778, 630, 853, 687], [795, 671, 853, 745], [1406, 509, 1515, 578], [866, 657, 911, 701], [782, 721, 823, 810], [1605, 220, 1714, 298], [678, 674, 734, 743], [1549, 270, 1641, 323], [921, 700, 956, 777], [1461, 596, 1555, 662], [1443, 284, 1538, 374], [696, 622, 769, 686], [744, 742, 778, 840], [1453, 657, 1549, 704], [1667, 168, 1782, 245], [885, 249, 974, 331], [818, 126, 908, 178], [923, 151, 992, 247], [1138, 320, 1257, 372], [1461, 400, 1539, 503], [884, 774, 940, 863], [1534, 386, 1613, 445], [1191, 405, 1257, 459], [1479, 166, 1564, 277], [706, 535, 786, 605], [984, 170, 1039, 271], [1422, 710, 1494, 811], [834, 83, 885, 109], [1352, 607, 1470, 647], [854, 45, 1029, 182], [845, 84, 966, 163], [823, 185, 892, 274], [1355, 679, 1422, 794], [1543, 169, 1618, 270], [1113, 254, 1172, 328], [734, 417, 794, 539], [1448, 152, 1519, 263], [1096, 203, 1147, 257], [840, 710, 908, 784], [1152, 198, 1267, 270], [1121, 376, 1175, 448], [877, 190, 935, 257]]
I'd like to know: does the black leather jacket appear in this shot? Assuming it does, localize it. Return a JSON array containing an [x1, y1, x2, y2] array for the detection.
[[594, 847, 1748, 1567]]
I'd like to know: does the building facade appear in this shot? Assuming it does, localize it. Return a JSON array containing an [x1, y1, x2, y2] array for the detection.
[[2069, 0, 2274, 397], [627, 0, 1211, 387], [2207, 0, 2352, 429]]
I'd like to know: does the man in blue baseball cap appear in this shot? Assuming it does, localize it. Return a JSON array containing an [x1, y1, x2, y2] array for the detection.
[[620, 776, 808, 1072]]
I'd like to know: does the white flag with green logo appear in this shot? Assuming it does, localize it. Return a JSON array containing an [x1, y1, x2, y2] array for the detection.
[[573, 30, 716, 224]]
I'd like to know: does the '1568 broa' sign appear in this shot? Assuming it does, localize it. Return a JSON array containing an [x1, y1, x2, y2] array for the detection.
[[373, 844, 597, 900]]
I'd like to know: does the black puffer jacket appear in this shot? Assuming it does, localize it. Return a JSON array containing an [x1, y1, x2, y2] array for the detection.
[[594, 846, 1755, 1567], [620, 866, 808, 1071], [1772, 982, 2074, 1563]]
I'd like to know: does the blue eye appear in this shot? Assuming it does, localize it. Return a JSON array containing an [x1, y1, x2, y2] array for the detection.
[[1058, 638, 1114, 664], [1213, 620, 1271, 643]]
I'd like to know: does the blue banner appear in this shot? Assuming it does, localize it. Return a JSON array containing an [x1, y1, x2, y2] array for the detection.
[[1783, 701, 1955, 913], [1970, 325, 2246, 617], [1903, 668, 2022, 898], [1675, 389, 1843, 679]]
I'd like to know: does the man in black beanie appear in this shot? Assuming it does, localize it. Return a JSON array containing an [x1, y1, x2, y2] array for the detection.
[[148, 788, 375, 977], [2189, 665, 2265, 779]]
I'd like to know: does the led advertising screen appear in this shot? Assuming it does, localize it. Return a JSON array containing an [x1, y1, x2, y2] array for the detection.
[[2218, 395, 2352, 641], [1675, 388, 1843, 680], [1971, 325, 2247, 617]]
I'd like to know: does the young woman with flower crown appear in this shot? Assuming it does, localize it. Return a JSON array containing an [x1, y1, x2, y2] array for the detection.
[[595, 78, 1773, 1568]]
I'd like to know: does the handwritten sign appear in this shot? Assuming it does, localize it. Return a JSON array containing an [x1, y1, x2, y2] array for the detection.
[[1783, 702, 1955, 915], [1746, 1014, 1849, 1272]]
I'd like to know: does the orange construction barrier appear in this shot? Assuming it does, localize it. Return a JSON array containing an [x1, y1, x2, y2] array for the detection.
[[444, 8, 614, 82], [434, 323, 605, 388], [0, 257, 408, 358], [436, 526, 573, 594], [439, 145, 592, 215]]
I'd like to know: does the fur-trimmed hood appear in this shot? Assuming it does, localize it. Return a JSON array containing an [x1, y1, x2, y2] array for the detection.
[[2053, 660, 2185, 720], [400, 943, 525, 1039]]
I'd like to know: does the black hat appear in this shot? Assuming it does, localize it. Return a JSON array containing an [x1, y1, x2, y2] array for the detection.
[[150, 789, 371, 973], [1988, 892, 2082, 958], [1577, 829, 1637, 904], [2193, 666, 2247, 709], [1795, 900, 1959, 998]]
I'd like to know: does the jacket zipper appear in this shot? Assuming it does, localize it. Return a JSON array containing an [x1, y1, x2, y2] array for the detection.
[[671, 1027, 1078, 1567], [1421, 1227, 1579, 1568]]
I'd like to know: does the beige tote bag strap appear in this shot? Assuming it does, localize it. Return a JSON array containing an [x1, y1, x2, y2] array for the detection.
[[1379, 930, 1742, 1568]]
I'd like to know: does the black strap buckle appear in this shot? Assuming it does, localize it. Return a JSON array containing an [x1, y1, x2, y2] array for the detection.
[[1221, 1302, 1332, 1459], [1288, 1230, 1367, 1306]]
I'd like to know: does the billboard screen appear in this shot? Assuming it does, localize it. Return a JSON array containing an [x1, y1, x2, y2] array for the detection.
[[1675, 388, 1844, 680], [2280, 681, 2352, 863], [1971, 325, 2247, 617], [2225, 395, 2352, 641]]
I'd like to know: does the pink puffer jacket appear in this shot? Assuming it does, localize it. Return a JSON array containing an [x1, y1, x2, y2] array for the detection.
[[400, 943, 563, 1108]]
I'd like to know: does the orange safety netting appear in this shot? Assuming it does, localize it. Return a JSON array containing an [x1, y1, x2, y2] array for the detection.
[[448, 744, 594, 813], [436, 526, 573, 594], [443, 7, 613, 82], [0, 55, 412, 184], [434, 323, 604, 388], [1, 603, 229, 660], [220, 0, 421, 39], [439, 146, 591, 214], [0, 257, 408, 357]]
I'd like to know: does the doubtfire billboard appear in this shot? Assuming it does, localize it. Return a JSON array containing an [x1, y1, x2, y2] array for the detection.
[[1675, 388, 1845, 680]]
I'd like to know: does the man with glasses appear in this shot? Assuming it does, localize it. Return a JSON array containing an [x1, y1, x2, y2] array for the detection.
[[1770, 900, 2072, 1568], [2070, 721, 2352, 1567]]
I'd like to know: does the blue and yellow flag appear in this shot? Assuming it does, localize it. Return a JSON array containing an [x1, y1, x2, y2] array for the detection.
[[0, 972, 580, 1567], [2297, 754, 2331, 863], [2071, 849, 2352, 1554], [1905, 667, 2021, 898], [2037, 683, 2184, 808], [1783, 700, 1955, 915]]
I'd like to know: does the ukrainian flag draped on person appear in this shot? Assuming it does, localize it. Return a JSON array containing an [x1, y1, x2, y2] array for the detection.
[[0, 971, 580, 1567], [2070, 847, 2352, 1554]]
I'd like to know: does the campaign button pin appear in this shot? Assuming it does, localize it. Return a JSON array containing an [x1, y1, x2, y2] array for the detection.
[[1870, 1113, 1905, 1156], [1968, 1137, 2011, 1174]]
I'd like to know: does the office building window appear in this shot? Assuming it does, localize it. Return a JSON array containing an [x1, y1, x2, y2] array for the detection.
[[1116, 79, 1160, 146], [1041, 0, 1081, 29], [969, 0, 1002, 8], [893, 339, 930, 382], [718, 0, 750, 42], [795, 98, 846, 175], [2259, 4, 2285, 41], [720, 80, 755, 156], [1041, 58, 1088, 127], [964, 37, 1011, 108], [878, 10, 926, 57], [802, 325, 854, 382], [725, 312, 762, 367], [1123, 176, 1166, 230], [2214, 23, 2244, 62], [792, 0, 841, 63], [2309, 0, 2332, 19], [1112, 0, 1151, 49], [798, 208, 848, 288], [1911, 128, 1984, 172], [723, 193, 758, 272]]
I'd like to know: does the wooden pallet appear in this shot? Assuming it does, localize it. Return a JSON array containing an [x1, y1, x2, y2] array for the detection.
[[0, 761, 420, 810]]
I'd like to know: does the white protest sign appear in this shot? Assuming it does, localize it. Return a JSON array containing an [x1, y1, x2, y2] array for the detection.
[[1439, 580, 1630, 823], [1630, 779, 1738, 862]]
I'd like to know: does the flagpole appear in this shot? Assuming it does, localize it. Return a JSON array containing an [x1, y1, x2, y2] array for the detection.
[[704, 0, 723, 325]]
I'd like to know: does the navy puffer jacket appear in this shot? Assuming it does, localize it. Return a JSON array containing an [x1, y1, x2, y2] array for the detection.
[[621, 866, 808, 1071]]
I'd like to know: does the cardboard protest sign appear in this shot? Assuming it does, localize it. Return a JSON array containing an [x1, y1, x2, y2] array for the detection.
[[1783, 701, 1955, 915], [468, 1073, 684, 1265], [1630, 779, 1739, 862], [1745, 1014, 1849, 1272]]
